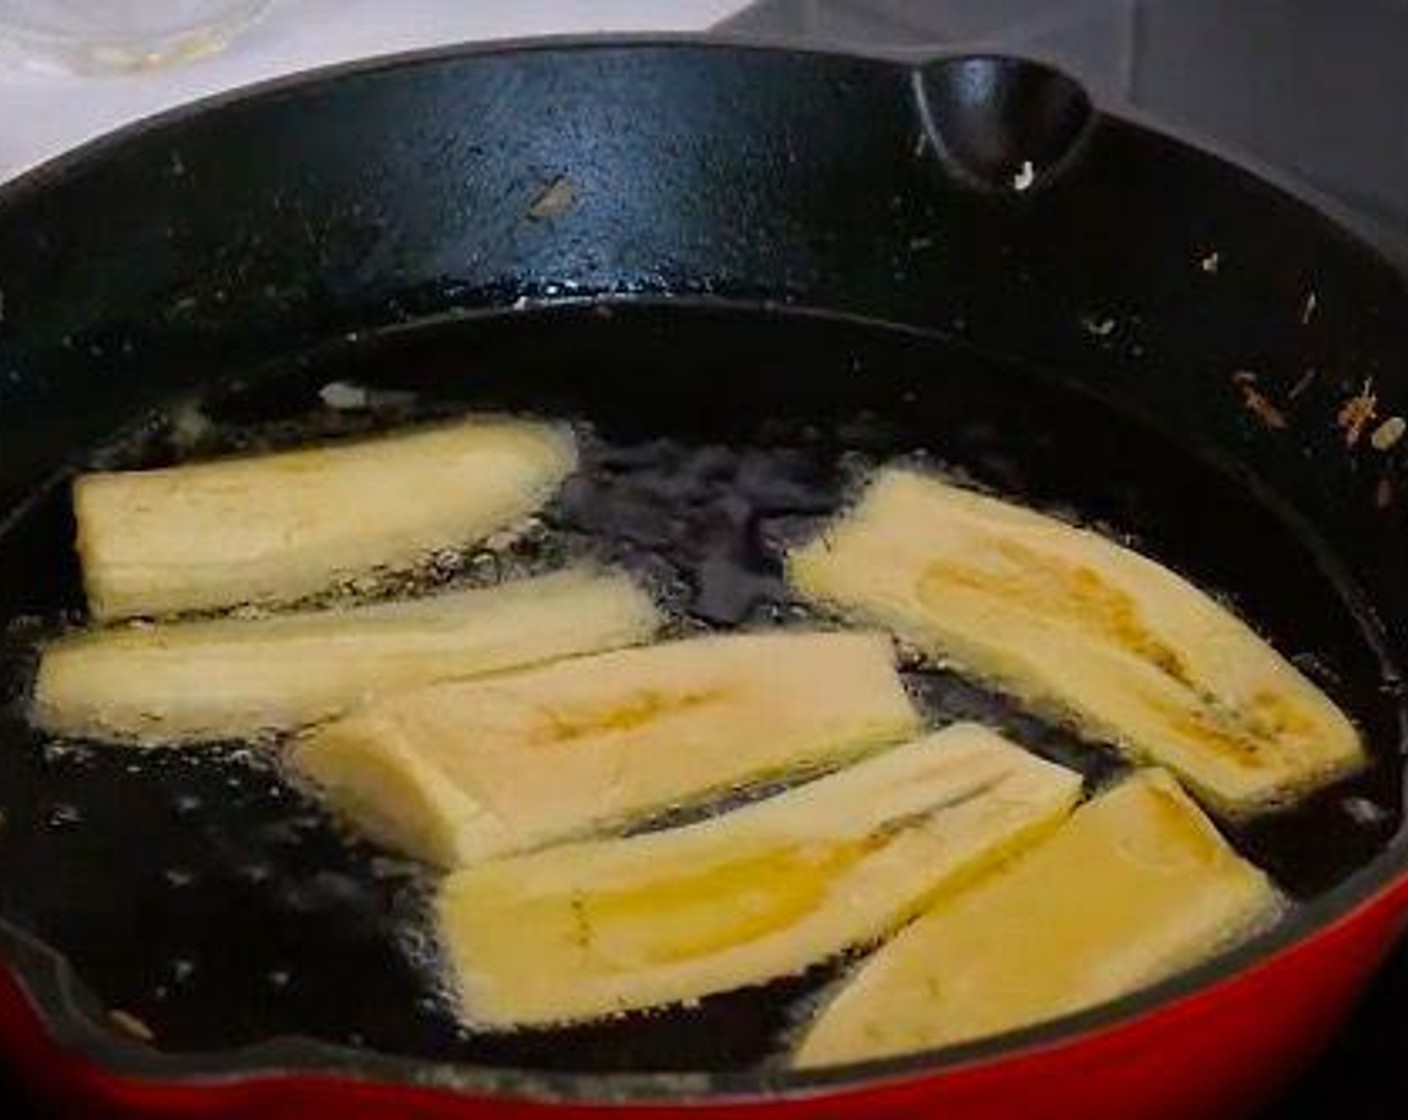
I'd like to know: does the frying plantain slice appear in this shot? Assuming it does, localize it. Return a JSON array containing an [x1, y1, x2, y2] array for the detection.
[[436, 724, 1081, 1028], [32, 568, 659, 746], [75, 417, 577, 620], [290, 631, 924, 867], [792, 768, 1280, 1068], [788, 469, 1364, 816]]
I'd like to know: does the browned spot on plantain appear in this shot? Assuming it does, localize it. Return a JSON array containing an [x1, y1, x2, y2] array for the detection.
[[919, 542, 1320, 766], [578, 833, 894, 966], [1140, 782, 1232, 862], [1136, 690, 1268, 765], [566, 777, 1008, 968], [535, 688, 725, 745], [1245, 689, 1318, 739], [922, 538, 1192, 685], [1136, 665, 1319, 769]]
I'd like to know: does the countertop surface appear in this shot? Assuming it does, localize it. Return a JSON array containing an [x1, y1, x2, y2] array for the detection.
[[0, 0, 749, 183]]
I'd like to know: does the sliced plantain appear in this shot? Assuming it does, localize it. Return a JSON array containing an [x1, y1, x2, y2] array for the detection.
[[792, 768, 1280, 1068], [436, 724, 1081, 1028], [75, 417, 577, 620], [32, 568, 659, 746], [290, 631, 923, 867], [789, 468, 1364, 816]]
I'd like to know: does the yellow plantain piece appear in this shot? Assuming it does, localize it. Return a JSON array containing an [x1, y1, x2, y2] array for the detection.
[[793, 769, 1280, 1068], [789, 468, 1364, 816], [290, 631, 924, 867], [436, 724, 1081, 1028], [32, 568, 659, 746], [75, 417, 577, 620]]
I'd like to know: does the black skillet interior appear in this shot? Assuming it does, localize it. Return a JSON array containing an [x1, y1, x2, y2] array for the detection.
[[0, 40, 1405, 1098]]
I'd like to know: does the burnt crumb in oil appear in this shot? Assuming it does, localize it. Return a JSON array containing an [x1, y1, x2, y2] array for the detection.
[[0, 304, 1401, 1073]]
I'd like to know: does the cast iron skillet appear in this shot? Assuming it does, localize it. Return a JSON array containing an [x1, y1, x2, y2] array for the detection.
[[0, 37, 1405, 1112]]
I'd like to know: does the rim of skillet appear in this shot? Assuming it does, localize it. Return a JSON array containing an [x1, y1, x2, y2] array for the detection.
[[0, 30, 1405, 1108]]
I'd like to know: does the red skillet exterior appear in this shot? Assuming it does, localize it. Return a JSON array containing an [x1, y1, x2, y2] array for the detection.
[[3, 872, 1404, 1118]]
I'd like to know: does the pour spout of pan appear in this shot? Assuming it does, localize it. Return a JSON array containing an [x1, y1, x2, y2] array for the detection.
[[912, 54, 1095, 193]]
